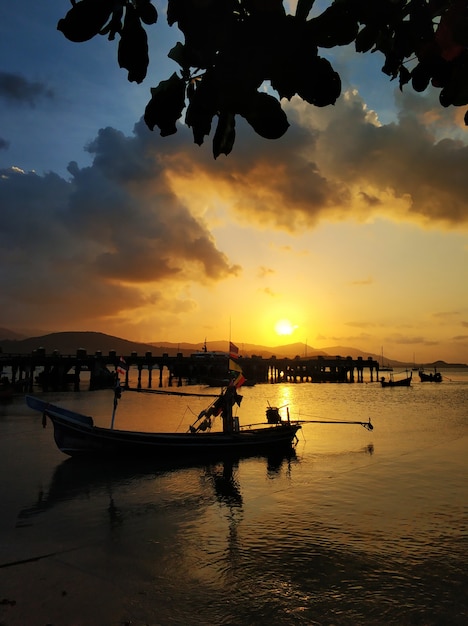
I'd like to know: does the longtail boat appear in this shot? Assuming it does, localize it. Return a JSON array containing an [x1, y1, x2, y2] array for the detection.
[[26, 361, 373, 460], [26, 385, 302, 458]]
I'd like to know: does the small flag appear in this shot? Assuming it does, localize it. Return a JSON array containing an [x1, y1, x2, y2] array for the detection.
[[117, 356, 128, 377], [229, 358, 242, 373], [233, 372, 246, 389], [229, 358, 246, 389], [229, 341, 239, 359]]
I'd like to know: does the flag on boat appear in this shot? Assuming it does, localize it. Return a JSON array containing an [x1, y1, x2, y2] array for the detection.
[[229, 359, 242, 374], [229, 359, 246, 389], [232, 372, 246, 389], [229, 341, 239, 359], [117, 356, 128, 377]]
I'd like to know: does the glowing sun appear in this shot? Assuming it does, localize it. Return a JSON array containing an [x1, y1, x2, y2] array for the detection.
[[274, 319, 297, 336]]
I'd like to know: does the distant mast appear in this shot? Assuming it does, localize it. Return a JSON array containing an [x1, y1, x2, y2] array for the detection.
[[380, 347, 393, 371]]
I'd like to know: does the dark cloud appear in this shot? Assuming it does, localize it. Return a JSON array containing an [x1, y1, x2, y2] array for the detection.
[[160, 118, 350, 232], [1, 85, 467, 334], [391, 335, 431, 346], [72, 127, 240, 283], [0, 137, 9, 150], [0, 71, 54, 106], [301, 90, 468, 227], [350, 277, 373, 285], [0, 125, 240, 328], [432, 311, 459, 318], [257, 267, 275, 278], [156, 88, 468, 231]]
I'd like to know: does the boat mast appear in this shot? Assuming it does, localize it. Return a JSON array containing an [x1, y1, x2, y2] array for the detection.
[[110, 379, 122, 429], [221, 386, 241, 433]]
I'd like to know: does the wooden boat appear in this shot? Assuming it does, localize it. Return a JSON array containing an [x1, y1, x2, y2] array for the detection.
[[419, 368, 442, 383], [380, 371, 412, 387], [25, 384, 302, 459], [26, 365, 374, 459]]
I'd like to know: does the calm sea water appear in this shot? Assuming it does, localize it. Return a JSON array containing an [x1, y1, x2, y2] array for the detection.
[[0, 370, 467, 626]]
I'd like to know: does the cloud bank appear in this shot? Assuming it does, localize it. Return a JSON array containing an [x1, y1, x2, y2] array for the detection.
[[1, 85, 467, 333], [0, 71, 55, 107], [163, 88, 468, 231]]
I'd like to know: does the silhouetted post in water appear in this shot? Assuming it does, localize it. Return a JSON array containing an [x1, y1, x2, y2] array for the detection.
[[74, 363, 80, 391], [10, 368, 16, 390], [27, 365, 35, 392]]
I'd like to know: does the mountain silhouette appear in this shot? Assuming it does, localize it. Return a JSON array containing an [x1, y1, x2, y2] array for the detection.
[[0, 330, 406, 366]]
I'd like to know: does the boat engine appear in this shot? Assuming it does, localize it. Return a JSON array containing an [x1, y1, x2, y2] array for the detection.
[[266, 407, 282, 424]]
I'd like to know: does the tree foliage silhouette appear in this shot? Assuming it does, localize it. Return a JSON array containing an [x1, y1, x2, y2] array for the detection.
[[58, 0, 468, 158]]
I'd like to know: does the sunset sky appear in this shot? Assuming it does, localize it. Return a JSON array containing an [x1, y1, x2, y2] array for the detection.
[[1, 1, 467, 363]]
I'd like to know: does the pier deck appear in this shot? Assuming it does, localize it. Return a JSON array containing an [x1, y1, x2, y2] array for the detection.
[[0, 348, 381, 391]]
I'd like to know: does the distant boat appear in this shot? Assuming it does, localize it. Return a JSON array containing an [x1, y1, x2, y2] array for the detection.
[[380, 371, 412, 387], [190, 338, 229, 359], [198, 349, 255, 387], [419, 368, 442, 383], [379, 347, 393, 372]]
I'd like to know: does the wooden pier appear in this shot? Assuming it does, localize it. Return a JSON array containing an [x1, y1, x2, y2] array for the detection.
[[266, 354, 380, 383], [0, 348, 381, 392]]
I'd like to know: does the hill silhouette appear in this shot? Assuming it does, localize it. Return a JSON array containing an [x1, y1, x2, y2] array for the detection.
[[0, 331, 465, 367], [0, 331, 156, 357], [0, 330, 403, 366], [0, 327, 27, 341]]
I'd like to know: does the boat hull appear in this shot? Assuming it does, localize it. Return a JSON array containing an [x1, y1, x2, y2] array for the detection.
[[380, 372, 412, 387], [380, 379, 412, 387], [26, 396, 301, 459], [419, 370, 442, 382]]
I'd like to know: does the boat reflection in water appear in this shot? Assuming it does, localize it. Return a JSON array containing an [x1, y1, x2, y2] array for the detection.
[[16, 450, 298, 528], [4, 372, 468, 626]]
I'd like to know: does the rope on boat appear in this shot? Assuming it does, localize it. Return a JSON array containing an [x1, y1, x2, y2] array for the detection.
[[120, 387, 374, 430], [241, 418, 373, 431], [296, 418, 373, 431], [124, 386, 219, 398], [295, 410, 373, 430]]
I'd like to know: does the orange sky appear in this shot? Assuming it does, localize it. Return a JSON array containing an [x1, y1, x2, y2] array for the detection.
[[81, 94, 468, 363], [1, 3, 467, 364]]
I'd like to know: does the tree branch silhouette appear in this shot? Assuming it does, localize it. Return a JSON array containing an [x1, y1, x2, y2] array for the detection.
[[57, 0, 468, 158]]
